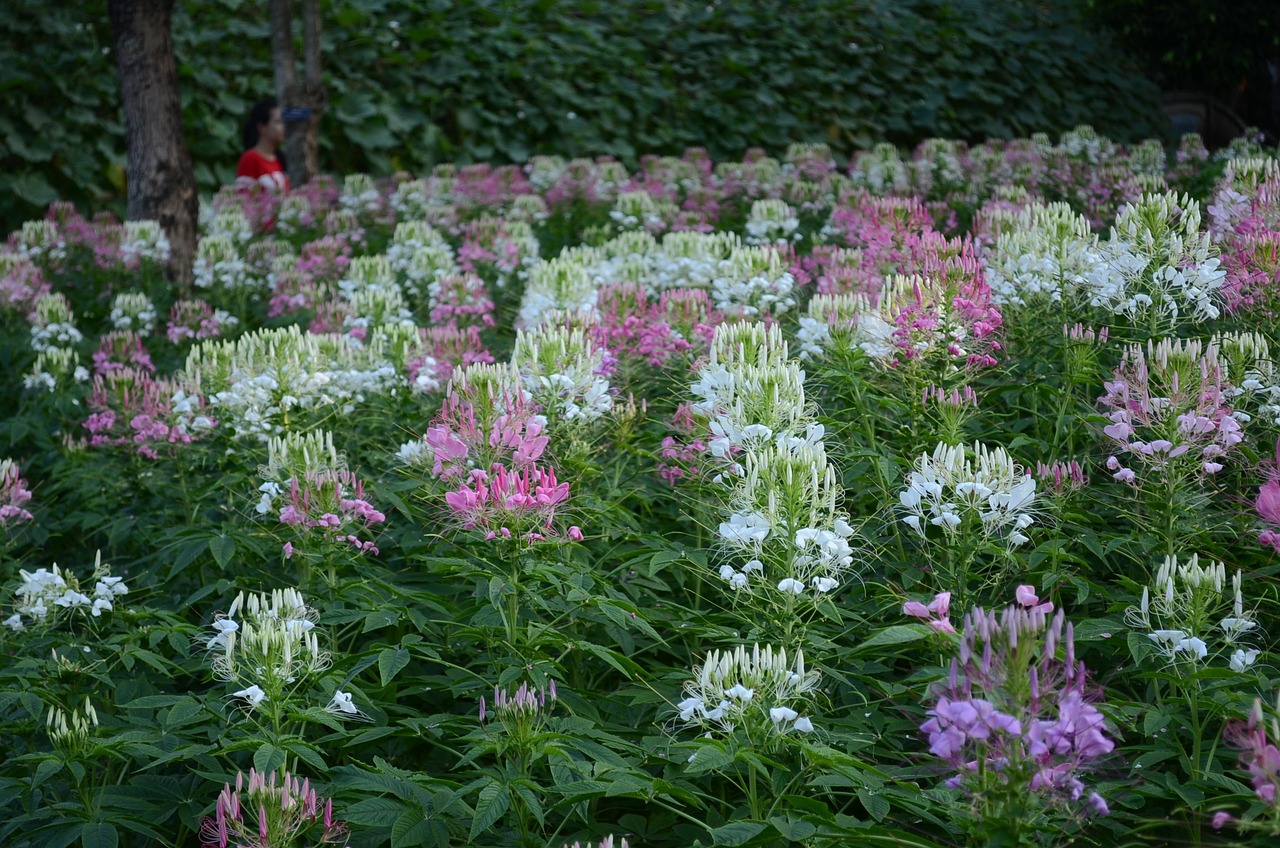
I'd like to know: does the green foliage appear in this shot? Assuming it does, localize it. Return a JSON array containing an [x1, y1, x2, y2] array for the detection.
[[0, 0, 1165, 231]]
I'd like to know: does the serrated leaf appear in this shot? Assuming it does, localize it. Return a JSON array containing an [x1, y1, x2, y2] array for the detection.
[[468, 782, 510, 842], [253, 743, 286, 774], [391, 809, 431, 848], [855, 624, 933, 652], [80, 823, 118, 848], [363, 609, 399, 633], [344, 796, 409, 828], [379, 646, 411, 686], [208, 535, 236, 569], [684, 745, 734, 775], [33, 758, 62, 787]]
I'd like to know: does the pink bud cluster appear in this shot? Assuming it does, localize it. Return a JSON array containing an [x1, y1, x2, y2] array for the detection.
[[199, 768, 348, 848], [922, 587, 1114, 818], [276, 469, 385, 556], [167, 299, 233, 344], [822, 195, 935, 291], [479, 679, 559, 723], [93, 330, 155, 376], [0, 460, 34, 528], [1100, 345, 1243, 483], [83, 370, 215, 459], [921, 385, 978, 411], [1034, 460, 1089, 496]]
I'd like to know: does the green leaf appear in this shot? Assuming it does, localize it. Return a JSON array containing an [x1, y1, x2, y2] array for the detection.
[[768, 815, 817, 841], [854, 623, 933, 653], [33, 758, 62, 787], [709, 821, 766, 846], [684, 745, 734, 775], [80, 823, 118, 848], [253, 742, 286, 774], [468, 782, 510, 842], [378, 646, 411, 687], [392, 809, 432, 848], [344, 796, 409, 828], [208, 535, 236, 569], [363, 609, 400, 632]]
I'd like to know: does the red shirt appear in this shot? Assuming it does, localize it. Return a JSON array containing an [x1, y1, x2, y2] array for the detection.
[[236, 149, 290, 192]]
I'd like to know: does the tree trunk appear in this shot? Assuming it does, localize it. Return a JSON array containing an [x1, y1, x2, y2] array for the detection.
[[270, 0, 325, 187], [107, 0, 198, 285]]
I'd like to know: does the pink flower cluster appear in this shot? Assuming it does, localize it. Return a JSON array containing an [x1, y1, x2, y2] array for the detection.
[[479, 678, 558, 723], [276, 469, 385, 556], [444, 464, 577, 542], [200, 768, 347, 848], [1259, 440, 1280, 554], [429, 272, 495, 327], [93, 330, 155, 376], [0, 257, 51, 315], [594, 284, 721, 370], [0, 460, 34, 528], [922, 588, 1113, 818], [903, 591, 957, 634], [83, 370, 215, 459], [408, 325, 495, 387], [457, 217, 536, 282], [1217, 699, 1280, 831], [1100, 344, 1243, 483], [167, 299, 233, 344]]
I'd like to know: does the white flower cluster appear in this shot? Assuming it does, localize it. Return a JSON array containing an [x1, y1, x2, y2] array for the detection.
[[119, 220, 171, 265], [109, 291, 158, 334], [1090, 192, 1226, 327], [610, 190, 676, 232], [385, 221, 457, 298], [675, 644, 819, 736], [694, 323, 856, 599], [898, 441, 1037, 548], [207, 588, 331, 712], [23, 348, 88, 392], [1207, 157, 1280, 240], [518, 254, 600, 328], [16, 220, 67, 263], [340, 173, 382, 214], [205, 208, 253, 243], [512, 325, 613, 424], [255, 429, 346, 515], [28, 293, 83, 357], [981, 202, 1110, 307], [708, 245, 797, 317], [847, 143, 912, 195], [1218, 332, 1280, 429], [744, 199, 800, 245], [275, 195, 315, 238], [794, 293, 886, 361], [4, 554, 128, 631], [1125, 554, 1260, 672], [193, 236, 254, 291], [183, 325, 407, 440]]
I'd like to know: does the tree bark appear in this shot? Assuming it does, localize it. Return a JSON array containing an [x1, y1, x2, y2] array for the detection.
[[270, 0, 325, 187], [107, 0, 198, 284]]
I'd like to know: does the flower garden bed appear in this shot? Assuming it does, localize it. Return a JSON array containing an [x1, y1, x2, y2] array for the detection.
[[1, 128, 1280, 847]]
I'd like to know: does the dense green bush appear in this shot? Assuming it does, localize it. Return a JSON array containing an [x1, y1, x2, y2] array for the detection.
[[0, 0, 1165, 232]]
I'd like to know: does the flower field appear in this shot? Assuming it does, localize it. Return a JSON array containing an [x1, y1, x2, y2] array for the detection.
[[3, 127, 1280, 847]]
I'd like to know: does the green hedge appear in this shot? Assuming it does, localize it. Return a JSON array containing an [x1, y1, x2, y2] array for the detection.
[[0, 0, 1165, 232]]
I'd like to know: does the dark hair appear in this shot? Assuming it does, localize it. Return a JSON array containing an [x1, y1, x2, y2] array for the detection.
[[242, 99, 286, 168]]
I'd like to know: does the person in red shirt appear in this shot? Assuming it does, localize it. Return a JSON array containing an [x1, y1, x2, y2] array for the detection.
[[237, 100, 290, 192]]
